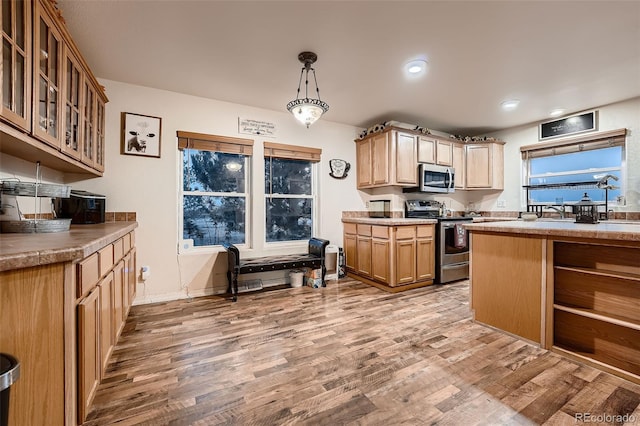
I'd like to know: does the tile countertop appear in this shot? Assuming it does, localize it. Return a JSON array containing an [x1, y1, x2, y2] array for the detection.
[[465, 219, 640, 242], [0, 221, 138, 272]]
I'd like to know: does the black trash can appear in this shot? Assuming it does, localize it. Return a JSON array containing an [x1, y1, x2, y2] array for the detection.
[[0, 354, 20, 426]]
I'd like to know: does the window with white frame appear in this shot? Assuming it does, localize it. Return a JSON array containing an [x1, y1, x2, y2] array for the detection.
[[178, 132, 253, 247], [521, 130, 625, 206], [264, 142, 321, 243]]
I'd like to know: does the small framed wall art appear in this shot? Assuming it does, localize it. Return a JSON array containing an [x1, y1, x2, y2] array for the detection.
[[121, 112, 162, 158]]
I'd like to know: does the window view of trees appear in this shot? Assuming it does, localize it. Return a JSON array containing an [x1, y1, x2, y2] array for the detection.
[[182, 150, 247, 246], [265, 158, 314, 242]]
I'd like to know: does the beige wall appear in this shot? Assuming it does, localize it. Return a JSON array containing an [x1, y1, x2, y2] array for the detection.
[[1, 79, 364, 303], [488, 97, 640, 213]]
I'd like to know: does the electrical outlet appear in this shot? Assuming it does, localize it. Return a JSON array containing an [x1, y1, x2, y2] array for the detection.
[[616, 195, 626, 206], [365, 201, 370, 208], [497, 199, 506, 208]]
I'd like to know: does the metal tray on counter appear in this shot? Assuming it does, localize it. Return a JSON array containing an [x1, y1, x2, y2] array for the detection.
[[0, 181, 71, 198]]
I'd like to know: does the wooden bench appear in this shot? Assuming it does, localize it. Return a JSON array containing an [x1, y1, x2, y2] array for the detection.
[[222, 237, 330, 301]]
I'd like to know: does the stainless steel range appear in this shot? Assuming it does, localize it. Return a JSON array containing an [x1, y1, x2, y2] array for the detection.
[[405, 200, 472, 284]]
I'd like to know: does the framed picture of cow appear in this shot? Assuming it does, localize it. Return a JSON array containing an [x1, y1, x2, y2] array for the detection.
[[121, 112, 162, 158]]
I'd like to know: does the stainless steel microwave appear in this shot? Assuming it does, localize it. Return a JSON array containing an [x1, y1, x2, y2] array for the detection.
[[419, 163, 455, 193]]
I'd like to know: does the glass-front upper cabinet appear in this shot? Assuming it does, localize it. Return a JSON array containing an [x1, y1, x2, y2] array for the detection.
[[95, 98, 105, 171], [0, 0, 31, 130], [62, 48, 82, 160], [33, 1, 62, 148], [81, 80, 95, 166]]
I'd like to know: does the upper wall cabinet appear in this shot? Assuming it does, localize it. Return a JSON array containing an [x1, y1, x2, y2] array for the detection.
[[417, 135, 453, 166], [464, 142, 504, 190], [0, 0, 31, 131], [0, 0, 108, 176], [356, 128, 417, 189]]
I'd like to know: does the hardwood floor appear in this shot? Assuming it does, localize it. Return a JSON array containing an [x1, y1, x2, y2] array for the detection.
[[85, 279, 640, 425]]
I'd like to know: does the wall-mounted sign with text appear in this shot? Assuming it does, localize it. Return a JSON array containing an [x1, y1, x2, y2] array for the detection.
[[238, 118, 277, 137], [539, 110, 597, 140]]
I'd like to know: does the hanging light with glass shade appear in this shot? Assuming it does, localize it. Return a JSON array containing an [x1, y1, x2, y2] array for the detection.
[[286, 52, 329, 128]]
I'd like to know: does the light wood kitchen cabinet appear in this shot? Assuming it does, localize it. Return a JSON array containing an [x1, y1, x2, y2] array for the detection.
[[76, 230, 136, 423], [355, 128, 417, 189], [343, 223, 358, 271], [465, 142, 504, 189], [417, 135, 452, 166], [451, 142, 465, 189], [416, 226, 435, 280], [343, 220, 435, 291], [99, 272, 114, 371], [371, 225, 391, 284], [62, 48, 83, 159], [33, 0, 63, 148], [0, 0, 31, 131], [356, 224, 372, 277], [0, 0, 108, 176], [77, 284, 100, 424]]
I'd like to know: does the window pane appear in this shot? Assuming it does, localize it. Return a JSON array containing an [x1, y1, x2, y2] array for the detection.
[[530, 147, 621, 175], [265, 158, 311, 195], [3, 39, 12, 109], [183, 195, 245, 246], [183, 150, 245, 192], [266, 198, 312, 242]]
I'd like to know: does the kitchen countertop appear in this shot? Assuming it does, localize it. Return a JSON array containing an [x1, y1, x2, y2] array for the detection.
[[342, 217, 438, 225], [0, 221, 138, 271], [465, 219, 640, 242]]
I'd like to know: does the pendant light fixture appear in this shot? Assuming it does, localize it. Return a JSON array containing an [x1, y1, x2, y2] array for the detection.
[[286, 51, 329, 128]]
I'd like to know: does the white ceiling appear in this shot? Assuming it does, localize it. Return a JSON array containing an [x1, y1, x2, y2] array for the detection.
[[58, 0, 640, 135]]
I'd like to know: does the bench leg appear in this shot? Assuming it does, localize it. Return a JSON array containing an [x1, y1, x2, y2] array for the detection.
[[227, 270, 239, 302], [321, 260, 327, 287]]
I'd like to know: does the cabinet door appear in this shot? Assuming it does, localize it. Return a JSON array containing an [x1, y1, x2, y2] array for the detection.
[[0, 0, 31, 130], [371, 238, 390, 284], [128, 247, 137, 306], [465, 144, 491, 188], [371, 132, 389, 185], [33, 2, 62, 147], [123, 252, 131, 316], [395, 240, 416, 285], [61, 48, 83, 159], [416, 238, 434, 280], [81, 80, 96, 166], [452, 143, 465, 189], [395, 132, 417, 184], [356, 139, 372, 188], [113, 260, 125, 336], [98, 272, 114, 372], [417, 136, 436, 164], [436, 140, 453, 166], [344, 233, 357, 271], [356, 236, 372, 277], [95, 97, 106, 171], [78, 285, 100, 424]]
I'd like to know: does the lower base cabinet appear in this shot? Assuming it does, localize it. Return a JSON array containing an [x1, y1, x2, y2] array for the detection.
[[77, 231, 137, 423], [343, 221, 435, 289]]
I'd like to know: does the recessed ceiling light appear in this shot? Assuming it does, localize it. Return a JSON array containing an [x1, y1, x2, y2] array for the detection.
[[549, 108, 565, 117], [501, 99, 520, 111], [405, 59, 428, 75]]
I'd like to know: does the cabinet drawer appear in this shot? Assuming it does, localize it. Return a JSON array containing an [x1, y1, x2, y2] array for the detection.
[[78, 253, 99, 298], [113, 238, 124, 262], [416, 225, 434, 239], [99, 244, 114, 278], [371, 226, 389, 239], [344, 223, 357, 235], [395, 226, 416, 240], [357, 224, 372, 237]]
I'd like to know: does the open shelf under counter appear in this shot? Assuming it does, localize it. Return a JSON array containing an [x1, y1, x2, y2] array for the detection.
[[553, 303, 640, 331]]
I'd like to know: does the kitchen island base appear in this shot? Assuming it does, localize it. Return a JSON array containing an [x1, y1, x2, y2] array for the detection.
[[467, 220, 640, 385]]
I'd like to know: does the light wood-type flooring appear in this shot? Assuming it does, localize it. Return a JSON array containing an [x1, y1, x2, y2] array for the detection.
[[86, 279, 640, 425]]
